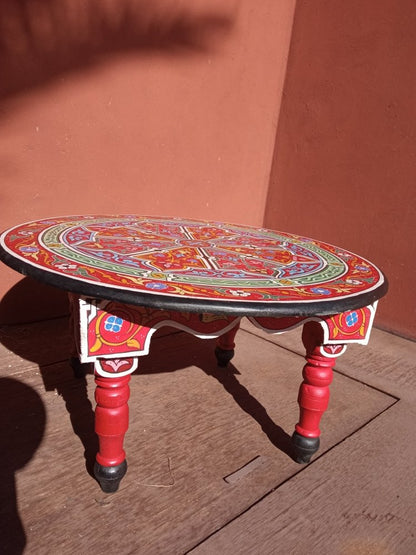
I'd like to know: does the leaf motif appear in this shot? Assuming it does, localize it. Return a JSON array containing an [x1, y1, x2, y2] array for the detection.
[[126, 338, 141, 349]]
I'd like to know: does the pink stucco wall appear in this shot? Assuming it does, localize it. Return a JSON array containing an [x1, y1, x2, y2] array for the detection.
[[0, 0, 296, 323], [264, 0, 416, 339], [1, 0, 413, 340]]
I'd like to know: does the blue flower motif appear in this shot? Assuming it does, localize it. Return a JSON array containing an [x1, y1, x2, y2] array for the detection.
[[145, 282, 168, 290], [104, 316, 123, 333], [346, 312, 359, 327], [311, 287, 331, 295], [19, 246, 39, 253]]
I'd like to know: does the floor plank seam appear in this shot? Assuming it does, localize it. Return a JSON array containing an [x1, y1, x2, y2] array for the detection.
[[185, 397, 401, 553], [321, 396, 400, 455], [331, 367, 400, 401], [239, 328, 302, 356], [241, 328, 400, 400]]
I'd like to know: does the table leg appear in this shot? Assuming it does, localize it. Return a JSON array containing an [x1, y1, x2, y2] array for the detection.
[[94, 371, 130, 492], [215, 322, 240, 367], [292, 321, 335, 463]]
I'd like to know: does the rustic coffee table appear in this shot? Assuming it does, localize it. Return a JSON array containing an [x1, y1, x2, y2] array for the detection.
[[0, 215, 387, 492]]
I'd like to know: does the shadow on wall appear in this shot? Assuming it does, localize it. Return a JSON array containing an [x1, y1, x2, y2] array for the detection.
[[0, 0, 234, 103], [0, 0, 235, 323]]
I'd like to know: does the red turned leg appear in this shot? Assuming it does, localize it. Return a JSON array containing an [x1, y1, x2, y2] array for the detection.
[[215, 322, 240, 367], [292, 321, 335, 463], [94, 372, 130, 492]]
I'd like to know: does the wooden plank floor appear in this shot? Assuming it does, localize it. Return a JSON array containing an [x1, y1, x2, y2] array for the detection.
[[192, 325, 416, 554], [0, 318, 410, 554]]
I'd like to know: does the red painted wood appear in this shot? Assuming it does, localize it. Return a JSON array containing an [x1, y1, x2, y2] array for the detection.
[[295, 322, 335, 438], [83, 299, 238, 360], [94, 372, 130, 467], [0, 216, 386, 309], [217, 322, 240, 351]]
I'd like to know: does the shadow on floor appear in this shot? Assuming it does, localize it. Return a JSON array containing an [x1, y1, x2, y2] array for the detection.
[[0, 319, 295, 553], [0, 318, 295, 479], [0, 377, 46, 555], [132, 331, 295, 459]]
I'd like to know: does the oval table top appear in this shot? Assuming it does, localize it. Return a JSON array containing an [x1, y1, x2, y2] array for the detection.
[[0, 215, 388, 316]]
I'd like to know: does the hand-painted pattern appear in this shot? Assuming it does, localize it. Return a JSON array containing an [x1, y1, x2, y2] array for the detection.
[[74, 296, 377, 377], [250, 304, 377, 346], [78, 297, 239, 364], [1, 215, 384, 304]]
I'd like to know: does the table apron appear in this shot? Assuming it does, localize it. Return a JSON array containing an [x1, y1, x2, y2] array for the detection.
[[69, 296, 378, 376]]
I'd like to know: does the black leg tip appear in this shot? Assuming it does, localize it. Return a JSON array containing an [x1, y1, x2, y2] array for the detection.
[[215, 347, 235, 367], [94, 460, 127, 493], [292, 432, 320, 464]]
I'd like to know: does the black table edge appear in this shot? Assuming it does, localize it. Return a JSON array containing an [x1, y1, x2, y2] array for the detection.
[[0, 247, 389, 318]]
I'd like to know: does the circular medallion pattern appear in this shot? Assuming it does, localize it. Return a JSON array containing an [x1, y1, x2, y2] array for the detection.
[[0, 215, 385, 310]]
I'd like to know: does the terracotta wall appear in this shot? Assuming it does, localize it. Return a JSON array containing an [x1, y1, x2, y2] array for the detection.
[[264, 0, 416, 340], [0, 0, 296, 323], [2, 0, 413, 339]]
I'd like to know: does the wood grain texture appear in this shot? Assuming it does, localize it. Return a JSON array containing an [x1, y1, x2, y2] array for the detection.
[[0, 318, 401, 554], [190, 401, 416, 555], [241, 321, 416, 400]]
